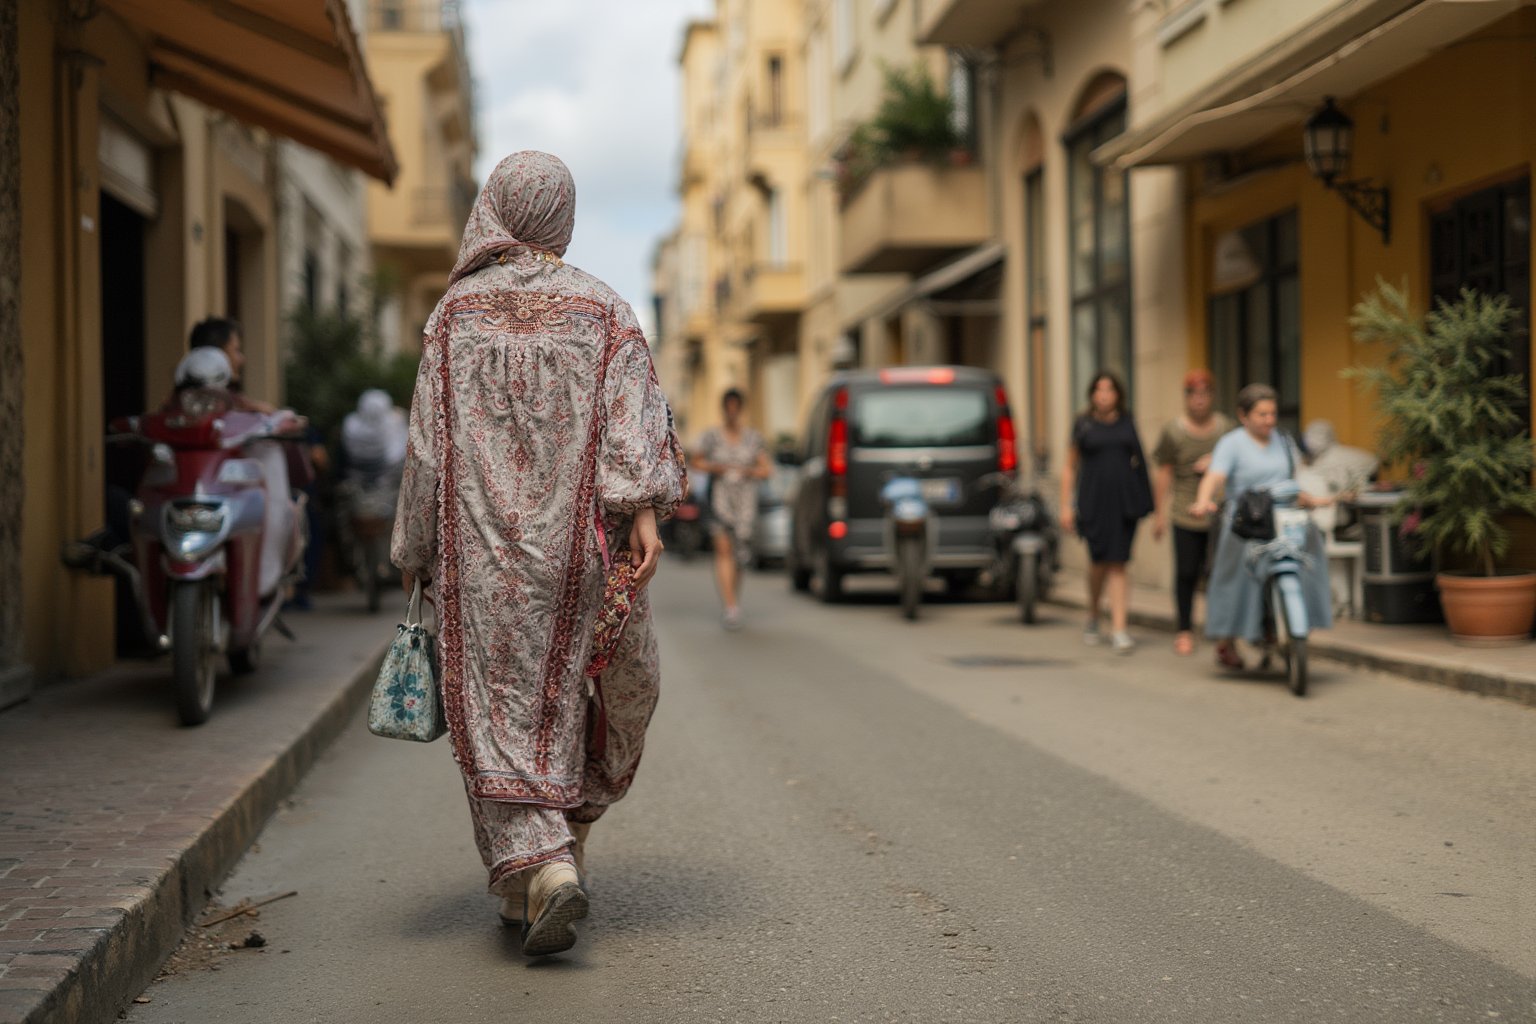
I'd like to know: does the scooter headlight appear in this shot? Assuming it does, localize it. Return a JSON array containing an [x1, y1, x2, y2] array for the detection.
[[166, 502, 227, 534]]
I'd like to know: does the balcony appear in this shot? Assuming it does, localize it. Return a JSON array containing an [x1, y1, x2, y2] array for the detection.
[[741, 263, 806, 328], [838, 163, 988, 275], [917, 0, 1048, 46]]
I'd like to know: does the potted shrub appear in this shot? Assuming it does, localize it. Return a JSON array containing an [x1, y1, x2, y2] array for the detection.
[[1348, 282, 1536, 644], [869, 62, 960, 163]]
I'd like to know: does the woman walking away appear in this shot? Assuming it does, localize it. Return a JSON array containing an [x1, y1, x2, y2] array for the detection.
[[392, 151, 685, 958], [1059, 372, 1154, 654], [691, 388, 771, 630], [1152, 370, 1234, 656], [1189, 384, 1331, 671]]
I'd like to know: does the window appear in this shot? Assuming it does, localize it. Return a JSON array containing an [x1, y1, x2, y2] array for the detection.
[[852, 389, 992, 448], [767, 189, 787, 267], [1065, 96, 1131, 400], [948, 53, 977, 151], [834, 0, 857, 73], [766, 55, 784, 127], [1208, 209, 1300, 430], [807, 29, 830, 140], [1024, 168, 1047, 460], [1429, 177, 1530, 430]]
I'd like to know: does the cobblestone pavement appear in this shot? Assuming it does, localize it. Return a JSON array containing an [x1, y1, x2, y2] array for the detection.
[[0, 594, 389, 1024]]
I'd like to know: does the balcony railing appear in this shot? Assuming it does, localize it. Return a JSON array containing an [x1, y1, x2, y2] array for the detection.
[[839, 162, 988, 274], [412, 185, 474, 231]]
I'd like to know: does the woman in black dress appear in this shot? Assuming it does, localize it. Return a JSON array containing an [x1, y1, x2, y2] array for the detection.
[[1058, 372, 1153, 653]]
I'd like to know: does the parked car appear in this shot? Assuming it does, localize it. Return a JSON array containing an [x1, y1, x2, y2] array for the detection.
[[750, 462, 799, 569], [787, 366, 1019, 602]]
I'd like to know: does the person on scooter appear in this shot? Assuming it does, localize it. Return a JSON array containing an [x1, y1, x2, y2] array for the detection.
[[1189, 384, 1332, 670], [185, 317, 275, 414], [169, 346, 303, 601]]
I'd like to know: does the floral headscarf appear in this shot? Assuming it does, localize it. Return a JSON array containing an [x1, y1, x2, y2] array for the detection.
[[448, 151, 576, 286]]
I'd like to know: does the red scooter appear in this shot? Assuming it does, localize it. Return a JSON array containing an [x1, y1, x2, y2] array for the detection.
[[65, 387, 310, 725]]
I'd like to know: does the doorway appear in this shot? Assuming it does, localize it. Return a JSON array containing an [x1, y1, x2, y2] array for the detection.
[[99, 192, 148, 653]]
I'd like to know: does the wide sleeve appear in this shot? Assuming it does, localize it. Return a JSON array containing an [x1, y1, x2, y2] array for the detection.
[[597, 303, 687, 519], [390, 329, 443, 578]]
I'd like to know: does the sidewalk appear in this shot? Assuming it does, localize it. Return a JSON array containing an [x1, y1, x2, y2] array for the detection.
[[1050, 569, 1536, 707], [0, 595, 390, 1024]]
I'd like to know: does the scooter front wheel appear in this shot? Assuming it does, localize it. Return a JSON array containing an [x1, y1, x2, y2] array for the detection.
[[1270, 575, 1308, 697], [171, 581, 219, 725]]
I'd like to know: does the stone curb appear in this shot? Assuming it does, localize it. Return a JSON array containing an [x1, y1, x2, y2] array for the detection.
[[17, 645, 386, 1024], [1046, 590, 1536, 709]]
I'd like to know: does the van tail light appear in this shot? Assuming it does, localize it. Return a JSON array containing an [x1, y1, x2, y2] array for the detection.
[[995, 386, 1018, 473], [828, 388, 849, 482]]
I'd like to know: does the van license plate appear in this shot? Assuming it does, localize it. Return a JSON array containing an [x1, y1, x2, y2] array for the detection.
[[920, 478, 960, 503]]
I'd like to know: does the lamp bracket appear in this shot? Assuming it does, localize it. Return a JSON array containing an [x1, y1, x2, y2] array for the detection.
[[1330, 178, 1390, 244]]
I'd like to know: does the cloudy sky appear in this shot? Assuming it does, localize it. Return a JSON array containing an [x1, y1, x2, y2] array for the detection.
[[460, 1, 713, 331]]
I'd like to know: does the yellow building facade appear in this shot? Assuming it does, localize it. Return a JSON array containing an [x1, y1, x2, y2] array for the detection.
[[363, 0, 478, 356], [2, 0, 394, 696], [1107, 0, 1536, 565]]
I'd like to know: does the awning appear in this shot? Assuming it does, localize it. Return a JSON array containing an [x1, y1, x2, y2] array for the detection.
[[1098, 0, 1525, 169], [104, 0, 397, 183], [853, 242, 1006, 325]]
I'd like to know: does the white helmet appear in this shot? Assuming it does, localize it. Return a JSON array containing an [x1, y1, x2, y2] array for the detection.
[[174, 347, 233, 390]]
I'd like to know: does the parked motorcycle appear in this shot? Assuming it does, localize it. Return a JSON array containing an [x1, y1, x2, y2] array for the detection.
[[880, 475, 932, 620], [63, 390, 310, 725], [981, 472, 1059, 624]]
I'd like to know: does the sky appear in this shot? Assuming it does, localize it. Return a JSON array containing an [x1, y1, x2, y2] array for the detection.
[[460, 0, 714, 333]]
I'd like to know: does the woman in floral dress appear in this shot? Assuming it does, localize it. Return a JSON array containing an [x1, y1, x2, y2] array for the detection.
[[392, 152, 685, 957]]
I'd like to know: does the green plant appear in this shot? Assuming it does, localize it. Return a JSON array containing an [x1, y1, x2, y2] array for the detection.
[[283, 305, 418, 455], [870, 61, 959, 159], [1347, 281, 1536, 575]]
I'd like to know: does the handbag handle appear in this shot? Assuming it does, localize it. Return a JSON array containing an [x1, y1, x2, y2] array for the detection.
[[404, 580, 425, 627]]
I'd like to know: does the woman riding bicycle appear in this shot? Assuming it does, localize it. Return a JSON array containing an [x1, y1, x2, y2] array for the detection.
[[1189, 384, 1332, 670]]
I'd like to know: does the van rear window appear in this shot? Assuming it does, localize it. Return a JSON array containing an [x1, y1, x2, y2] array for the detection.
[[851, 389, 992, 448]]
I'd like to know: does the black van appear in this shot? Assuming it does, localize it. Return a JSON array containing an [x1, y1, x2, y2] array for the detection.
[[788, 366, 1018, 600]]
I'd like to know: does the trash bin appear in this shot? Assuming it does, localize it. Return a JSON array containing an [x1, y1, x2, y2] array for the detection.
[[1352, 491, 1443, 624]]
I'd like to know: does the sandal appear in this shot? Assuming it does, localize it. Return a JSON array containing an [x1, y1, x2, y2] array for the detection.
[[1214, 641, 1243, 670], [1174, 632, 1195, 656]]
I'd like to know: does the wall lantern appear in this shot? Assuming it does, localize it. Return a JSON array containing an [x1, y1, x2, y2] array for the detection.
[[1304, 97, 1390, 243]]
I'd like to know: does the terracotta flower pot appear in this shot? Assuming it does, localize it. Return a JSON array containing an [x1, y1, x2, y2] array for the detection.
[[1435, 570, 1536, 646]]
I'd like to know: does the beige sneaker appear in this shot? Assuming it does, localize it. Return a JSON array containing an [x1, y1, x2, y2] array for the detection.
[[521, 860, 588, 956], [496, 872, 526, 927], [569, 822, 591, 882]]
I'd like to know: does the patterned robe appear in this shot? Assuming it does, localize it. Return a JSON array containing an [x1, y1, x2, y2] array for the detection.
[[391, 152, 685, 891]]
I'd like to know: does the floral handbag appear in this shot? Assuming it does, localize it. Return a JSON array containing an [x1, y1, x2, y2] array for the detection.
[[367, 581, 447, 742], [585, 517, 640, 681]]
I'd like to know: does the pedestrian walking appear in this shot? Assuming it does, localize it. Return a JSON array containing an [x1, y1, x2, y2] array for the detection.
[[1151, 370, 1234, 656], [691, 388, 771, 630], [1190, 383, 1332, 670], [1059, 372, 1154, 654], [392, 151, 686, 957]]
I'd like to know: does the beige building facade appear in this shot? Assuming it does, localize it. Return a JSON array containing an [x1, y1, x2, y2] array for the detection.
[[364, 0, 477, 356], [2, 0, 395, 696]]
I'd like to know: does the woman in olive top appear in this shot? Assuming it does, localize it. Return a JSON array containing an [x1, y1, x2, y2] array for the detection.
[[1151, 370, 1234, 656]]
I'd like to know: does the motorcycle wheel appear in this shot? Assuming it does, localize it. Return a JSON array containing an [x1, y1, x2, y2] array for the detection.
[[1018, 555, 1038, 625], [171, 581, 218, 726], [896, 538, 923, 620]]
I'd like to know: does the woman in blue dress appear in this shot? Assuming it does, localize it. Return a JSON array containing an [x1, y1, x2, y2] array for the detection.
[[1189, 384, 1332, 670]]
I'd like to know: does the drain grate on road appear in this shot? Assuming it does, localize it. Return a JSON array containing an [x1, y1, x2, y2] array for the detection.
[[945, 655, 1066, 669]]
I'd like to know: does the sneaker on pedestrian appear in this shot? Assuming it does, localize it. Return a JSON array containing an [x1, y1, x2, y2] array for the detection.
[[1083, 620, 1103, 646], [723, 607, 742, 631], [1111, 631, 1135, 655], [521, 860, 587, 957]]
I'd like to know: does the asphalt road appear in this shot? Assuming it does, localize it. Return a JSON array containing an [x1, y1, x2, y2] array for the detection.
[[128, 562, 1536, 1023]]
